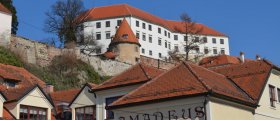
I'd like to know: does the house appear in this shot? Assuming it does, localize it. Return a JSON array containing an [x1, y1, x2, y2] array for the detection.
[[50, 88, 80, 120], [69, 83, 97, 120], [0, 63, 55, 120], [0, 92, 6, 118], [76, 4, 229, 60], [87, 64, 164, 120], [0, 2, 12, 47]]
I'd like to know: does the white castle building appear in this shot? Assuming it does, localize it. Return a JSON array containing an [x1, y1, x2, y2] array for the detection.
[[0, 3, 12, 47], [77, 4, 229, 60]]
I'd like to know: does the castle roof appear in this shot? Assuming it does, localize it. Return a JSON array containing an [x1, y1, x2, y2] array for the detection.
[[111, 18, 140, 45], [77, 4, 226, 36], [0, 3, 11, 14]]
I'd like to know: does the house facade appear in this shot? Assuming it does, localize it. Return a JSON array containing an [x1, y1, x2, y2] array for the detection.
[[0, 3, 12, 47], [77, 4, 230, 60]]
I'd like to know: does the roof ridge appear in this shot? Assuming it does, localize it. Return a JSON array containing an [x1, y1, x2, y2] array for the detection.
[[139, 64, 151, 80], [182, 62, 212, 91]]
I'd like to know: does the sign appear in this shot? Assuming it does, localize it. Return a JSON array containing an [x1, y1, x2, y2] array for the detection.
[[116, 105, 206, 120]]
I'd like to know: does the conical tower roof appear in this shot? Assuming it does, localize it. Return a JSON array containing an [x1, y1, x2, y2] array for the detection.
[[111, 18, 140, 45]]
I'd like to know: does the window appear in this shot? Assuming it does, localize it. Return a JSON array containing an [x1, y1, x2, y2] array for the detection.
[[204, 47, 209, 54], [220, 39, 224, 44], [158, 38, 162, 46], [164, 31, 167, 36], [269, 85, 276, 107], [149, 50, 153, 56], [149, 35, 152, 43], [148, 25, 152, 31], [158, 53, 162, 58], [136, 20, 139, 27], [174, 35, 178, 40], [4, 80, 17, 87], [20, 105, 47, 120], [106, 32, 111, 39], [213, 47, 217, 54], [122, 34, 128, 39], [168, 42, 171, 50], [96, 48, 101, 54], [168, 32, 170, 38], [96, 32, 101, 40], [220, 48, 225, 54], [96, 22, 101, 28], [278, 88, 280, 103], [194, 37, 199, 43], [142, 33, 146, 41], [76, 106, 96, 120], [203, 37, 207, 43], [141, 48, 145, 54], [136, 31, 140, 39], [117, 20, 122, 26], [195, 47, 200, 53], [174, 45, 179, 52], [165, 41, 167, 48], [184, 36, 187, 41], [142, 23, 146, 29], [212, 38, 217, 44], [158, 28, 161, 34], [106, 96, 122, 119], [106, 21, 110, 27], [135, 46, 138, 52]]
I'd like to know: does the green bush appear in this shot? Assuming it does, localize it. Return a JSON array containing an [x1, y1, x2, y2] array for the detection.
[[0, 46, 23, 67]]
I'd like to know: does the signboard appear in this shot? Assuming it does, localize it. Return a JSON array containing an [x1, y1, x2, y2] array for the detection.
[[115, 103, 206, 120]]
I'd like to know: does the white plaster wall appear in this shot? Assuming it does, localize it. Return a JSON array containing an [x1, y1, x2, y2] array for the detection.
[[95, 85, 141, 120], [113, 97, 206, 120], [5, 87, 53, 120], [0, 12, 12, 47], [82, 16, 230, 59], [254, 70, 280, 120], [70, 86, 96, 120]]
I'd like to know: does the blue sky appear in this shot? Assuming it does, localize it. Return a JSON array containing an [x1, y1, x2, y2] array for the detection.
[[14, 0, 280, 65]]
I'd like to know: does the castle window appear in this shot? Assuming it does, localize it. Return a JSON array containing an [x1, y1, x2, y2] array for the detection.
[[220, 39, 224, 44], [277, 88, 280, 102], [96, 32, 101, 40], [174, 35, 178, 40], [204, 47, 209, 54], [117, 20, 122, 26], [136, 31, 140, 39], [135, 58, 140, 63], [220, 48, 225, 54], [122, 34, 128, 39], [158, 53, 162, 58], [213, 47, 217, 54], [106, 31, 111, 39], [158, 28, 161, 34], [142, 23, 146, 29], [165, 41, 167, 48], [203, 37, 207, 43], [168, 32, 170, 38], [168, 42, 171, 50], [136, 20, 139, 27], [194, 37, 199, 43], [149, 35, 152, 43], [141, 48, 145, 54], [135, 46, 138, 52], [212, 38, 217, 44], [96, 22, 101, 28], [148, 25, 152, 31], [106, 21, 110, 27], [149, 50, 153, 56], [142, 33, 146, 41], [174, 45, 179, 52], [164, 30, 167, 36], [195, 47, 200, 53], [158, 38, 162, 46]]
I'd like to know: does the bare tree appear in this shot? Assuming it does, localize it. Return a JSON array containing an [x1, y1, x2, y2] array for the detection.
[[44, 0, 84, 44], [79, 32, 103, 56], [169, 13, 207, 62]]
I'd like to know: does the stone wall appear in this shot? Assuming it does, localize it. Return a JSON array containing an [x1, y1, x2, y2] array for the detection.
[[140, 55, 177, 70]]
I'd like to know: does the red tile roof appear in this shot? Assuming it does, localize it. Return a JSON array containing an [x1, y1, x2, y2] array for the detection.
[[104, 51, 116, 59], [92, 64, 164, 92], [50, 88, 80, 105], [211, 60, 273, 102], [109, 62, 254, 108], [77, 4, 226, 36], [199, 55, 252, 68], [111, 18, 140, 45], [0, 3, 11, 14], [2, 107, 16, 120]]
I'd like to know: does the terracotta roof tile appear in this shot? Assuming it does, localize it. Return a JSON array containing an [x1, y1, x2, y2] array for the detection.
[[104, 51, 116, 59], [50, 88, 80, 104], [211, 60, 273, 102], [92, 64, 164, 92], [1, 85, 35, 102], [2, 107, 16, 120], [0, 3, 11, 14], [110, 62, 254, 108], [77, 4, 226, 37], [199, 55, 252, 68], [111, 18, 140, 45]]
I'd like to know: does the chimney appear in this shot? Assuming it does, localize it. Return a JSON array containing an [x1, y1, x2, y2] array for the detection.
[[45, 84, 54, 94], [240, 52, 245, 63], [256, 54, 261, 60]]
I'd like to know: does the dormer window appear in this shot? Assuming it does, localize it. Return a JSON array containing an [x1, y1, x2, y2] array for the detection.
[[4, 80, 17, 88], [122, 34, 128, 39]]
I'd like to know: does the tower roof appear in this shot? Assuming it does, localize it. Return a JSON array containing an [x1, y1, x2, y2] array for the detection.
[[0, 3, 11, 14], [111, 18, 140, 45]]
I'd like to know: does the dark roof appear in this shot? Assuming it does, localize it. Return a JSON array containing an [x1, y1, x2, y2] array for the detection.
[[92, 64, 164, 92], [109, 62, 255, 109]]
